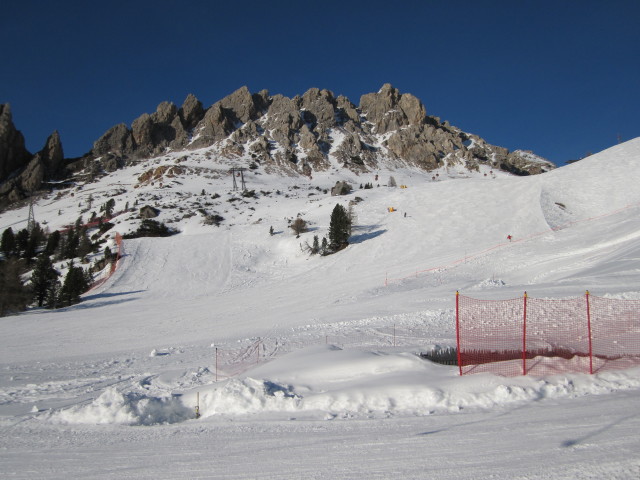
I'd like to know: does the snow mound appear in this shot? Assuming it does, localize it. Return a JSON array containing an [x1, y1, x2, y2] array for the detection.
[[180, 346, 640, 420], [49, 387, 193, 425]]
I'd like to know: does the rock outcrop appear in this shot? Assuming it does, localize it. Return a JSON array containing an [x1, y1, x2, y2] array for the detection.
[[0, 107, 70, 208], [92, 123, 135, 158], [78, 83, 554, 179], [179, 94, 205, 131], [0, 104, 32, 182], [1, 85, 556, 208], [38, 130, 64, 175], [359, 83, 427, 134]]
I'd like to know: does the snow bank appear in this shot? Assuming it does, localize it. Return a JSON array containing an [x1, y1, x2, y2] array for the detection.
[[48, 345, 640, 425], [49, 387, 192, 425], [178, 345, 640, 421]]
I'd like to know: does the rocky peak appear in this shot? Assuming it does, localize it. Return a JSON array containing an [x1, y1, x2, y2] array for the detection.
[[151, 101, 178, 125], [179, 94, 205, 131], [92, 123, 135, 158], [219, 86, 263, 125], [191, 87, 270, 148], [359, 83, 426, 134], [335, 95, 360, 125], [0, 103, 31, 182], [129, 101, 188, 157], [300, 88, 337, 131], [0, 107, 64, 206], [38, 130, 64, 175], [6, 82, 553, 209]]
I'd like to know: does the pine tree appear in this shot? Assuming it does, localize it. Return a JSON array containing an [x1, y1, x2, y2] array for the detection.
[[77, 227, 93, 259], [63, 229, 79, 260], [321, 236, 328, 255], [103, 199, 115, 218], [1, 227, 16, 257], [59, 261, 89, 307], [45, 230, 61, 256], [15, 229, 30, 256], [0, 258, 30, 316], [31, 253, 59, 307], [328, 204, 351, 252], [25, 223, 45, 263]]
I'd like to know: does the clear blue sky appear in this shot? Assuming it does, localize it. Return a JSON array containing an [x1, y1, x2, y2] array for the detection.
[[2, 0, 639, 165]]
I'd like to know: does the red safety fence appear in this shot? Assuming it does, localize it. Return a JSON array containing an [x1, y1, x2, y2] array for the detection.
[[89, 232, 123, 291], [58, 211, 127, 234], [456, 292, 640, 376], [190, 321, 445, 382]]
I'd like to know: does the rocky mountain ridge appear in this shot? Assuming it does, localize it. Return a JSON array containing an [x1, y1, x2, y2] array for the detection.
[[0, 84, 554, 209]]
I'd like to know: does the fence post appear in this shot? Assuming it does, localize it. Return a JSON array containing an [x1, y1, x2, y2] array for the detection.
[[586, 290, 593, 374], [522, 291, 528, 375], [455, 291, 462, 376]]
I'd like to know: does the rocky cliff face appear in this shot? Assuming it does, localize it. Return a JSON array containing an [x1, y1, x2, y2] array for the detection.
[[75, 84, 557, 179], [0, 104, 32, 182], [1, 85, 555, 208], [0, 105, 68, 208]]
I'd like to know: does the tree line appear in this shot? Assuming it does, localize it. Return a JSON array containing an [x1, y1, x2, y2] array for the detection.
[[0, 220, 102, 316], [286, 203, 352, 256]]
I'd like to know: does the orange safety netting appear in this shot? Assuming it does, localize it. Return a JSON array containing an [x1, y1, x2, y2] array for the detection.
[[456, 292, 640, 376], [89, 232, 123, 291]]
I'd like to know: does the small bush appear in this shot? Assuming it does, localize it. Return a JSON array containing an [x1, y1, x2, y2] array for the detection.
[[290, 217, 307, 236], [123, 219, 178, 239]]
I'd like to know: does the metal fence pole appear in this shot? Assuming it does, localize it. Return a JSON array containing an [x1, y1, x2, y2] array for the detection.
[[522, 292, 528, 375], [455, 291, 462, 376], [586, 291, 594, 374]]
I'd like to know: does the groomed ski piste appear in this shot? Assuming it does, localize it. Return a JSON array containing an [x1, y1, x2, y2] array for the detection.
[[1, 139, 640, 478]]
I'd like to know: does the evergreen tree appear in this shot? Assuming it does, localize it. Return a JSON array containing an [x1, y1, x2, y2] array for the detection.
[[103, 199, 115, 218], [1, 227, 16, 257], [311, 235, 320, 254], [25, 223, 45, 262], [15, 229, 30, 256], [59, 261, 89, 307], [77, 227, 93, 259], [45, 280, 61, 309], [0, 258, 30, 316], [31, 253, 60, 307], [55, 232, 67, 261], [328, 204, 351, 252], [45, 230, 61, 256], [63, 229, 79, 259]]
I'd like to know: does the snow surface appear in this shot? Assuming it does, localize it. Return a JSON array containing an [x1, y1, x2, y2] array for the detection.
[[2, 139, 640, 478]]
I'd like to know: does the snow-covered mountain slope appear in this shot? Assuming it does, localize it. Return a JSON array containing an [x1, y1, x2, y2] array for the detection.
[[3, 139, 637, 361], [1, 138, 639, 479]]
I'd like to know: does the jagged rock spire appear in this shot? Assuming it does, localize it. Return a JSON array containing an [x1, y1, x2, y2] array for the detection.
[[0, 103, 31, 182]]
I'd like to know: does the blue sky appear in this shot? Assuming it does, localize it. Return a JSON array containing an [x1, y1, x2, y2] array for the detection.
[[1, 0, 639, 165]]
